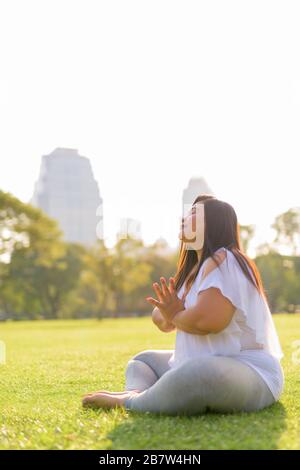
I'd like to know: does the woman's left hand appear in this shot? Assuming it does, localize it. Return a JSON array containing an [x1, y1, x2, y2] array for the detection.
[[145, 277, 186, 322]]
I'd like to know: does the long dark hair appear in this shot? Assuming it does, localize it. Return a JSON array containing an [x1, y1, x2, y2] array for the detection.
[[174, 194, 268, 302]]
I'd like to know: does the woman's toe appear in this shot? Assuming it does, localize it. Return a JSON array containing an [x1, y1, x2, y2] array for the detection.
[[83, 393, 110, 408], [82, 392, 131, 409], [82, 396, 92, 407]]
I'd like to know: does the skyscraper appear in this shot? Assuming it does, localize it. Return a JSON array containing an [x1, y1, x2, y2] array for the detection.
[[182, 177, 214, 215], [31, 147, 102, 246]]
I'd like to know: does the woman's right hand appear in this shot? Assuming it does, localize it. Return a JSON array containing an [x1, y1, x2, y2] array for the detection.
[[146, 277, 188, 323]]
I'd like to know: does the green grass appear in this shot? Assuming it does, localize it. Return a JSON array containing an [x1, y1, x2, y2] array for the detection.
[[0, 314, 299, 450]]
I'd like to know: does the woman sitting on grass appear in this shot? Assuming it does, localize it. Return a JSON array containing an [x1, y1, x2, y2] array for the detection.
[[82, 194, 284, 415]]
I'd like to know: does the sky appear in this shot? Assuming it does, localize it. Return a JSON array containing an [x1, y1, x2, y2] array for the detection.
[[0, 0, 299, 257]]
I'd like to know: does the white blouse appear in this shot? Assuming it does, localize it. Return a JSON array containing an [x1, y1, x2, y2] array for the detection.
[[168, 247, 284, 401]]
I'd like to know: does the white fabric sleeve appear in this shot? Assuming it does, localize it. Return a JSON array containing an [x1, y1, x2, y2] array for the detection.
[[196, 251, 284, 360], [196, 257, 239, 310]]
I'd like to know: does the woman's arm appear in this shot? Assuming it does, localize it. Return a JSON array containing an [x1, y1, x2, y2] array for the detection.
[[172, 287, 236, 335], [152, 306, 176, 333]]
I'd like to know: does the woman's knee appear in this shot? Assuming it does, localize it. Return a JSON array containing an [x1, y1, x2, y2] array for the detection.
[[125, 350, 153, 373], [131, 349, 156, 363]]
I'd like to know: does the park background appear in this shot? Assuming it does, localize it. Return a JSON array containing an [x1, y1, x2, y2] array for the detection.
[[0, 0, 300, 450]]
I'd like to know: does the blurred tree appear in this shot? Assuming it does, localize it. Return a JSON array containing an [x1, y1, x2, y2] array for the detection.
[[271, 207, 300, 256], [239, 223, 255, 254], [0, 190, 82, 319]]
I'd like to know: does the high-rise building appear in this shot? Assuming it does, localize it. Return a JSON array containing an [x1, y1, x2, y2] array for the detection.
[[182, 177, 214, 215], [31, 147, 102, 246]]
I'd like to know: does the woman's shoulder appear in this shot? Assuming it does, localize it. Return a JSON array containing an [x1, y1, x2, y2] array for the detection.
[[196, 247, 257, 296], [197, 247, 229, 282]]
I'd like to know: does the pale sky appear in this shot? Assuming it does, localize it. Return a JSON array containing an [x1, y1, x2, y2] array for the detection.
[[0, 1, 299, 257]]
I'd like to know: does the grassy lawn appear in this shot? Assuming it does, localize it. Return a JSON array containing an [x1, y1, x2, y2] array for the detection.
[[0, 314, 299, 450]]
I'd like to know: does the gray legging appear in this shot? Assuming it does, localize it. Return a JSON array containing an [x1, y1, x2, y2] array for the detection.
[[123, 349, 276, 415]]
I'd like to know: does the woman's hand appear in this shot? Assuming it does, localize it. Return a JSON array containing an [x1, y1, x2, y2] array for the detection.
[[145, 277, 186, 323]]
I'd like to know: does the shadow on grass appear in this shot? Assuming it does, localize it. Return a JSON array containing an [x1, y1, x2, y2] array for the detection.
[[100, 401, 287, 450]]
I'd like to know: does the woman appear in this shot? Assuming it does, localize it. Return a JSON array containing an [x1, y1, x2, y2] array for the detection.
[[82, 194, 284, 415]]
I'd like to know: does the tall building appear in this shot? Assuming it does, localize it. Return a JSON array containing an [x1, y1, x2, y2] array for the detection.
[[31, 147, 102, 246], [182, 177, 214, 215]]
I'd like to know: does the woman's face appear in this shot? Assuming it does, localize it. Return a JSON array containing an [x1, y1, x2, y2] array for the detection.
[[178, 202, 205, 250]]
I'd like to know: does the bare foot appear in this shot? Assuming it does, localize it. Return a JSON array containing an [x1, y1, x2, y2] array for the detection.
[[82, 390, 137, 409]]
